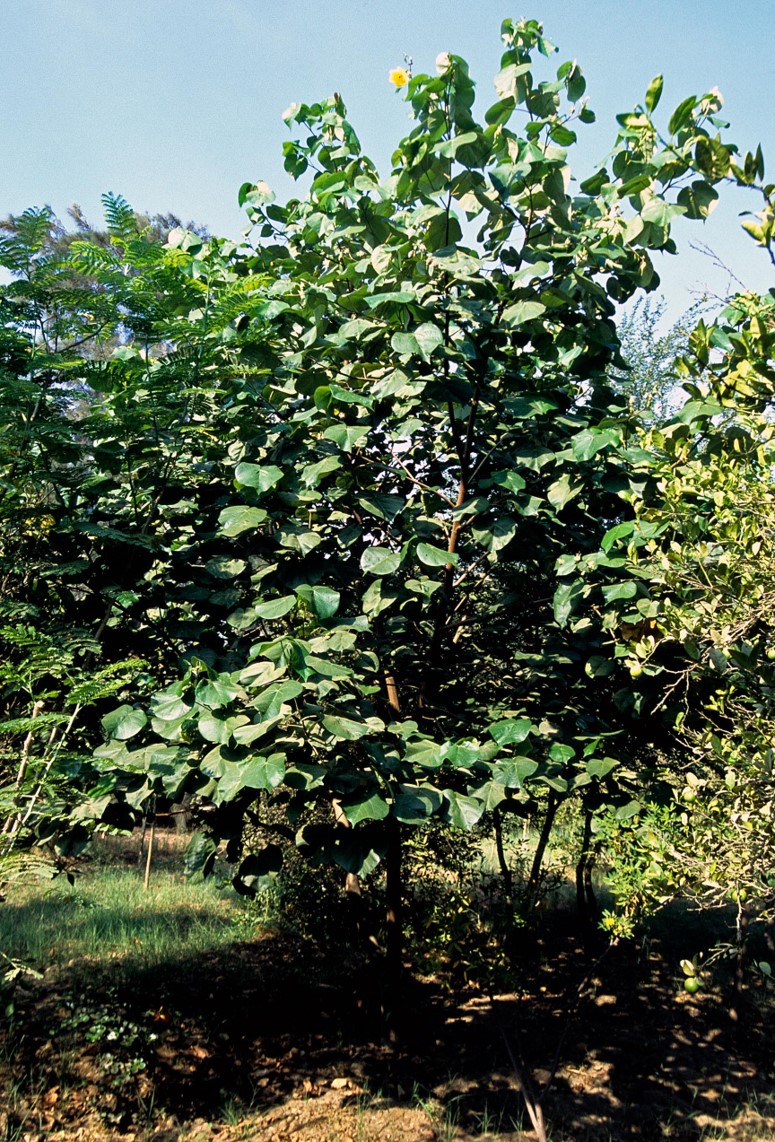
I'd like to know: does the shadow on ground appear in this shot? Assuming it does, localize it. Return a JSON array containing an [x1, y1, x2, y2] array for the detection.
[[3, 911, 774, 1140]]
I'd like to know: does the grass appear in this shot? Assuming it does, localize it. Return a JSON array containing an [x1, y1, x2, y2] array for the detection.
[[0, 860, 247, 975]]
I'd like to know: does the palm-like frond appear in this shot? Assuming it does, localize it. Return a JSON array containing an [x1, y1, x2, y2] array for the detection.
[[101, 193, 138, 242]]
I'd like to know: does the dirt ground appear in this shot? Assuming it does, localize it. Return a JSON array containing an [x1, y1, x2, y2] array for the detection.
[[2, 905, 774, 1142]]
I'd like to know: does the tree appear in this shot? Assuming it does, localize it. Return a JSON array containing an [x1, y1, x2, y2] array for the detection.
[[79, 19, 760, 991], [610, 295, 705, 423], [0, 198, 243, 845], [591, 284, 775, 940]]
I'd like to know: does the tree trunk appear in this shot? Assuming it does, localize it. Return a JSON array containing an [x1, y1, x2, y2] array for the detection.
[[525, 794, 557, 913], [384, 815, 403, 1037], [493, 807, 513, 907], [575, 809, 597, 923]]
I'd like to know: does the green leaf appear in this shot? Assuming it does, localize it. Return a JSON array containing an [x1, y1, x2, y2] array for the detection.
[[361, 547, 401, 576], [365, 290, 416, 308], [362, 579, 399, 617], [547, 475, 582, 512], [195, 677, 240, 709], [393, 785, 443, 824], [677, 180, 719, 220], [494, 61, 531, 100], [587, 756, 619, 779], [404, 738, 444, 770], [644, 74, 663, 113], [413, 322, 444, 361], [151, 687, 192, 722], [342, 791, 390, 825], [336, 320, 378, 343], [322, 424, 369, 452], [101, 704, 147, 741], [198, 713, 239, 745], [322, 715, 369, 740], [277, 526, 322, 556], [232, 716, 283, 746], [254, 680, 304, 719], [234, 463, 284, 493], [585, 656, 615, 678], [218, 505, 268, 537], [493, 757, 538, 787], [295, 584, 341, 619], [553, 579, 585, 627], [442, 790, 485, 830], [550, 123, 576, 147], [234, 845, 283, 894], [206, 556, 247, 580], [253, 595, 297, 620], [668, 94, 698, 135], [601, 581, 638, 603], [301, 456, 342, 488], [579, 169, 609, 195], [391, 332, 418, 357], [485, 516, 518, 553], [485, 96, 516, 127], [694, 136, 730, 181], [184, 832, 217, 881], [489, 718, 532, 746], [417, 542, 458, 567], [491, 470, 526, 495], [303, 655, 353, 679], [240, 180, 275, 207], [601, 521, 635, 553], [331, 834, 383, 877], [570, 427, 617, 461], [567, 63, 586, 102], [640, 198, 686, 227], [241, 754, 286, 790], [502, 300, 546, 327]]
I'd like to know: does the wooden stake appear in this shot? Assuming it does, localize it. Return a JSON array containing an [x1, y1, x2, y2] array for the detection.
[[143, 816, 155, 891]]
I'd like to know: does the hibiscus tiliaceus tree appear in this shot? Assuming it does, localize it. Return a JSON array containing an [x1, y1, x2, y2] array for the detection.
[[90, 20, 749, 984]]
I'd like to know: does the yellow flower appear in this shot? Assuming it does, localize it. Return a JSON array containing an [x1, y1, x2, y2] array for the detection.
[[389, 67, 410, 89]]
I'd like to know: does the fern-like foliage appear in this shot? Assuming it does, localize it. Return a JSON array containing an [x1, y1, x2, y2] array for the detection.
[[0, 849, 58, 892], [101, 192, 138, 243], [67, 658, 148, 707], [0, 712, 68, 737], [0, 206, 59, 275]]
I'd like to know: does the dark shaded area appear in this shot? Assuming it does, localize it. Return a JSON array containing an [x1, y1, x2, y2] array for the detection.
[[2, 908, 773, 1140]]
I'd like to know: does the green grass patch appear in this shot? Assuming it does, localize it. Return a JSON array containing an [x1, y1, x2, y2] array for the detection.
[[0, 863, 246, 974]]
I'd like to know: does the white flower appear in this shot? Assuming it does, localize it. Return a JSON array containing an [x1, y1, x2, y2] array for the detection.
[[435, 52, 452, 74]]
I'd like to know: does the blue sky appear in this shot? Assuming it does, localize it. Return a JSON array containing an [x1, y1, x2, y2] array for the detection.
[[2, 0, 773, 318]]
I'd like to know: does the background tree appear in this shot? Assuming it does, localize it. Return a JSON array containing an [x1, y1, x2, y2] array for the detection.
[[593, 283, 775, 944], [0, 198, 251, 846]]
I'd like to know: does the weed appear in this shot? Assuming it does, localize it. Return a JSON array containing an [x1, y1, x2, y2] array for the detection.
[[219, 1095, 244, 1125], [411, 1086, 462, 1142], [468, 1099, 523, 1136]]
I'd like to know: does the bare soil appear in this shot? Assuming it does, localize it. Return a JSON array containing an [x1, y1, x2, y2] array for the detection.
[[2, 901, 774, 1142]]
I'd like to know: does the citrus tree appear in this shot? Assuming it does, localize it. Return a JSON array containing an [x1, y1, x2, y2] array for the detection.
[[591, 284, 775, 938]]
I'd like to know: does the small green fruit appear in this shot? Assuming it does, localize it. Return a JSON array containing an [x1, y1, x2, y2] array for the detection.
[[766, 648, 775, 661], [684, 977, 701, 995]]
